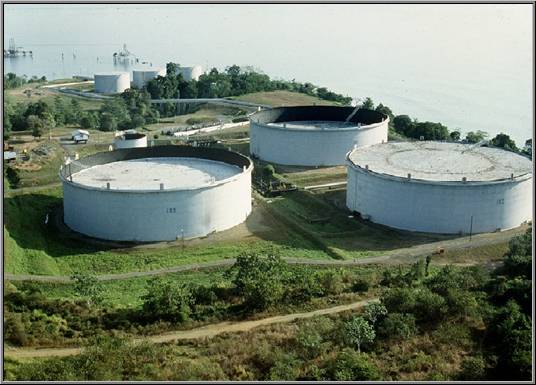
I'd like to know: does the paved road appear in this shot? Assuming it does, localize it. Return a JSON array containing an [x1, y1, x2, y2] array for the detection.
[[4, 225, 523, 283], [3, 297, 377, 359]]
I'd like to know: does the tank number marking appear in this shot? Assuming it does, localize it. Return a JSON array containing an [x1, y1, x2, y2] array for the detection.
[[497, 199, 504, 205], [166, 208, 176, 213]]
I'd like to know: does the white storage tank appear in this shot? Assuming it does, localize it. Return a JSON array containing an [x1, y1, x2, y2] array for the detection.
[[346, 141, 532, 234], [132, 68, 165, 88], [60, 146, 253, 242], [113, 131, 148, 149], [177, 65, 204, 81], [250, 106, 389, 166], [94, 72, 130, 94]]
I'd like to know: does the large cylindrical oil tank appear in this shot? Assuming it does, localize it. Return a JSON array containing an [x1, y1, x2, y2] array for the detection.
[[60, 146, 253, 242], [132, 68, 165, 88], [94, 72, 130, 94], [250, 106, 389, 166], [346, 141, 532, 234]]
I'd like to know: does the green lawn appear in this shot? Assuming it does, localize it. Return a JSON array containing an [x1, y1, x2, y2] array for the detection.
[[3, 187, 336, 277], [232, 90, 339, 107]]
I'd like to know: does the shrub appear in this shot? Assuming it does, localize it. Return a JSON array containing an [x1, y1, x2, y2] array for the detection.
[[458, 356, 487, 380], [351, 279, 370, 293], [377, 313, 416, 341], [142, 279, 193, 323], [327, 348, 381, 381]]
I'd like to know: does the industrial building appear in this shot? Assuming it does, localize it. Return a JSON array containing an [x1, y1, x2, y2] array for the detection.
[[132, 68, 165, 88], [60, 146, 253, 242], [113, 131, 148, 149], [94, 72, 130, 94], [177, 65, 204, 81], [249, 106, 389, 166], [346, 141, 532, 234]]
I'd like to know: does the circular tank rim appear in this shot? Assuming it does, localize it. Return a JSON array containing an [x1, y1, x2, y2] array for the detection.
[[346, 151, 533, 186], [249, 105, 389, 133], [116, 133, 147, 140], [60, 145, 253, 193]]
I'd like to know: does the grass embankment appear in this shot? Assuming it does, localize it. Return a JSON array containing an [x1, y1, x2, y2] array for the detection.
[[233, 90, 339, 107], [3, 187, 338, 277], [6, 81, 103, 110]]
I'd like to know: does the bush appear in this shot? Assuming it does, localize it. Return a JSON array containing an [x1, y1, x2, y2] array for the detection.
[[142, 279, 193, 323], [327, 348, 381, 381], [377, 313, 416, 341], [458, 356, 487, 380], [351, 279, 370, 293]]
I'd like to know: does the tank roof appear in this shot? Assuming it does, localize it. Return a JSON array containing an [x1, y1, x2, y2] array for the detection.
[[252, 106, 388, 128], [70, 157, 241, 190], [347, 141, 532, 182]]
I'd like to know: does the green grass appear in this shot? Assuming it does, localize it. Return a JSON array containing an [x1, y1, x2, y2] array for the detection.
[[279, 166, 347, 187], [232, 90, 339, 107], [3, 187, 335, 276]]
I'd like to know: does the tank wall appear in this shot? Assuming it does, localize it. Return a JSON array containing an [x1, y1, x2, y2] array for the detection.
[[178, 66, 203, 81], [346, 165, 533, 234], [132, 69, 165, 88], [63, 169, 252, 241], [113, 135, 148, 149], [250, 121, 388, 166], [94, 73, 130, 93]]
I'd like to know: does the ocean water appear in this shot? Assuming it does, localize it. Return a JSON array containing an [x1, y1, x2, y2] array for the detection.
[[3, 4, 533, 145]]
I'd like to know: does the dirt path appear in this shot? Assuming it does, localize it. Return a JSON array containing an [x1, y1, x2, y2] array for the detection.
[[4, 298, 377, 359], [4, 225, 523, 283]]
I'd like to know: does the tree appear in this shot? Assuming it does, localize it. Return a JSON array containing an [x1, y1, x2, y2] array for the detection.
[[490, 133, 518, 152], [27, 115, 44, 139], [449, 130, 461, 141], [71, 273, 103, 307], [393, 115, 413, 136], [166, 62, 179, 76], [79, 112, 98, 129], [361, 97, 374, 110], [129, 114, 145, 129], [142, 279, 193, 322], [99, 113, 118, 132], [377, 313, 417, 340], [5, 166, 21, 189], [363, 303, 387, 326], [375, 103, 394, 121], [465, 130, 488, 143], [226, 254, 288, 311], [344, 316, 375, 353]]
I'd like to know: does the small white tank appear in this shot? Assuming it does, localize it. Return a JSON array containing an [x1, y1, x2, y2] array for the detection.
[[132, 68, 165, 88], [177, 65, 204, 81], [94, 72, 130, 94]]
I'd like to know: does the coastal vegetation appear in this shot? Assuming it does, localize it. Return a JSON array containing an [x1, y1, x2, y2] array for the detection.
[[4, 228, 531, 381]]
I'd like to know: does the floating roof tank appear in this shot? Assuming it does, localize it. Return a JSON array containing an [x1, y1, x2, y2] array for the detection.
[[346, 141, 532, 234], [60, 145, 253, 242], [250, 105, 389, 166]]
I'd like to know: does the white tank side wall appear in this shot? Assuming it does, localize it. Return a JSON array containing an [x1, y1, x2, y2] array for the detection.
[[113, 136, 148, 149], [95, 73, 130, 93], [346, 166, 533, 234], [63, 171, 251, 242], [250, 120, 388, 166], [132, 69, 165, 88]]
